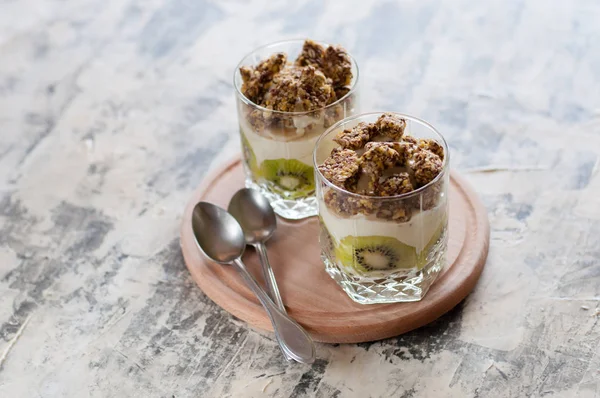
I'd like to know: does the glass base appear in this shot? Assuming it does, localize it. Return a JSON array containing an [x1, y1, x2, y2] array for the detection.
[[245, 177, 318, 220], [322, 230, 447, 304], [323, 255, 445, 304]]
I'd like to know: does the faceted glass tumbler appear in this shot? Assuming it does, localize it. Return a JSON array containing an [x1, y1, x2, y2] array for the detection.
[[313, 112, 450, 304], [233, 40, 359, 220]]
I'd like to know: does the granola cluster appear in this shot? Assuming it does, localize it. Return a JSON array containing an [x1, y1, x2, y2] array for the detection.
[[295, 41, 353, 97], [331, 122, 375, 149], [239, 40, 354, 133], [318, 148, 360, 189], [262, 66, 335, 112], [318, 113, 445, 222]]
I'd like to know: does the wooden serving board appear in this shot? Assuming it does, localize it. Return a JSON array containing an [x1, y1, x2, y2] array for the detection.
[[180, 155, 490, 343]]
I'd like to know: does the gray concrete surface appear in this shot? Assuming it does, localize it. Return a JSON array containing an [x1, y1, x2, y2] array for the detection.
[[1, 0, 599, 396]]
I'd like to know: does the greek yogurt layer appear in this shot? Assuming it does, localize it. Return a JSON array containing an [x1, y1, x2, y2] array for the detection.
[[319, 199, 446, 253], [240, 118, 323, 167]]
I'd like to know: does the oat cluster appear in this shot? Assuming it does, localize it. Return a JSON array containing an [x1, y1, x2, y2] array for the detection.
[[240, 40, 353, 113], [318, 113, 446, 221], [318, 148, 360, 189]]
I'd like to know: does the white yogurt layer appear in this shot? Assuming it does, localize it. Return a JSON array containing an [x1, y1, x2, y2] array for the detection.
[[241, 119, 323, 167], [319, 200, 447, 253]]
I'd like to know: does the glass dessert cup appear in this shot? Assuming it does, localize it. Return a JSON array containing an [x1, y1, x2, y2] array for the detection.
[[313, 113, 450, 304], [233, 40, 360, 220]]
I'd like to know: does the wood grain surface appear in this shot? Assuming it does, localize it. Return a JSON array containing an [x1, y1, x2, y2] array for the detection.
[[180, 156, 490, 343]]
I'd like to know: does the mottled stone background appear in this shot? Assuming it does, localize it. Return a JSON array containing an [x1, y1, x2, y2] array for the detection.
[[1, 0, 599, 397]]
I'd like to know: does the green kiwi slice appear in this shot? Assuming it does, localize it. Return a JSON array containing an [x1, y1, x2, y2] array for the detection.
[[335, 235, 417, 275], [240, 128, 260, 176], [260, 158, 315, 199]]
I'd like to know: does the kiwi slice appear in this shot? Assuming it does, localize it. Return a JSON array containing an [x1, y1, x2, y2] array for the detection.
[[260, 158, 315, 199], [240, 129, 260, 176], [335, 236, 417, 275]]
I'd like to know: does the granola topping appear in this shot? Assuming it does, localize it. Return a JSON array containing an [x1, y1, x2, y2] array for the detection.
[[360, 142, 400, 175], [262, 66, 335, 112], [374, 113, 407, 140], [240, 53, 287, 105], [333, 122, 376, 149], [402, 135, 418, 146], [319, 113, 446, 222], [317, 148, 360, 189], [359, 142, 400, 192], [418, 138, 445, 161], [323, 45, 353, 88], [295, 40, 352, 90], [239, 40, 354, 131], [375, 201, 412, 223], [295, 39, 326, 70], [411, 149, 443, 187], [376, 172, 414, 196]]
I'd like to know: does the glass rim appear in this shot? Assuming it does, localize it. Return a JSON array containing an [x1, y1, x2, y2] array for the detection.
[[232, 38, 360, 116], [313, 112, 450, 200]]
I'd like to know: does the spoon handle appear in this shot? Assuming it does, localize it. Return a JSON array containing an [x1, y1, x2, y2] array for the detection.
[[233, 258, 315, 364], [255, 243, 286, 312], [254, 243, 293, 362]]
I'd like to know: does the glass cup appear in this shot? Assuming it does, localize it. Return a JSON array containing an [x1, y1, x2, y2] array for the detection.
[[233, 40, 360, 220], [313, 112, 450, 304]]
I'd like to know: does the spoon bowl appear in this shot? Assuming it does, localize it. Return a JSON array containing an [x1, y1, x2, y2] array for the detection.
[[228, 188, 277, 244], [192, 202, 246, 263]]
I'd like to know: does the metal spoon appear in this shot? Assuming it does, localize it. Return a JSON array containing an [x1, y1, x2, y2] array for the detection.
[[227, 189, 285, 307], [191, 202, 315, 364], [228, 188, 293, 361]]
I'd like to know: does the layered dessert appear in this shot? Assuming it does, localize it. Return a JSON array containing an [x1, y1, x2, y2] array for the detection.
[[316, 113, 448, 279], [236, 39, 357, 202]]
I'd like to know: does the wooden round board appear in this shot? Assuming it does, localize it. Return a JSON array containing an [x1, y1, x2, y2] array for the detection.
[[180, 155, 490, 343]]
